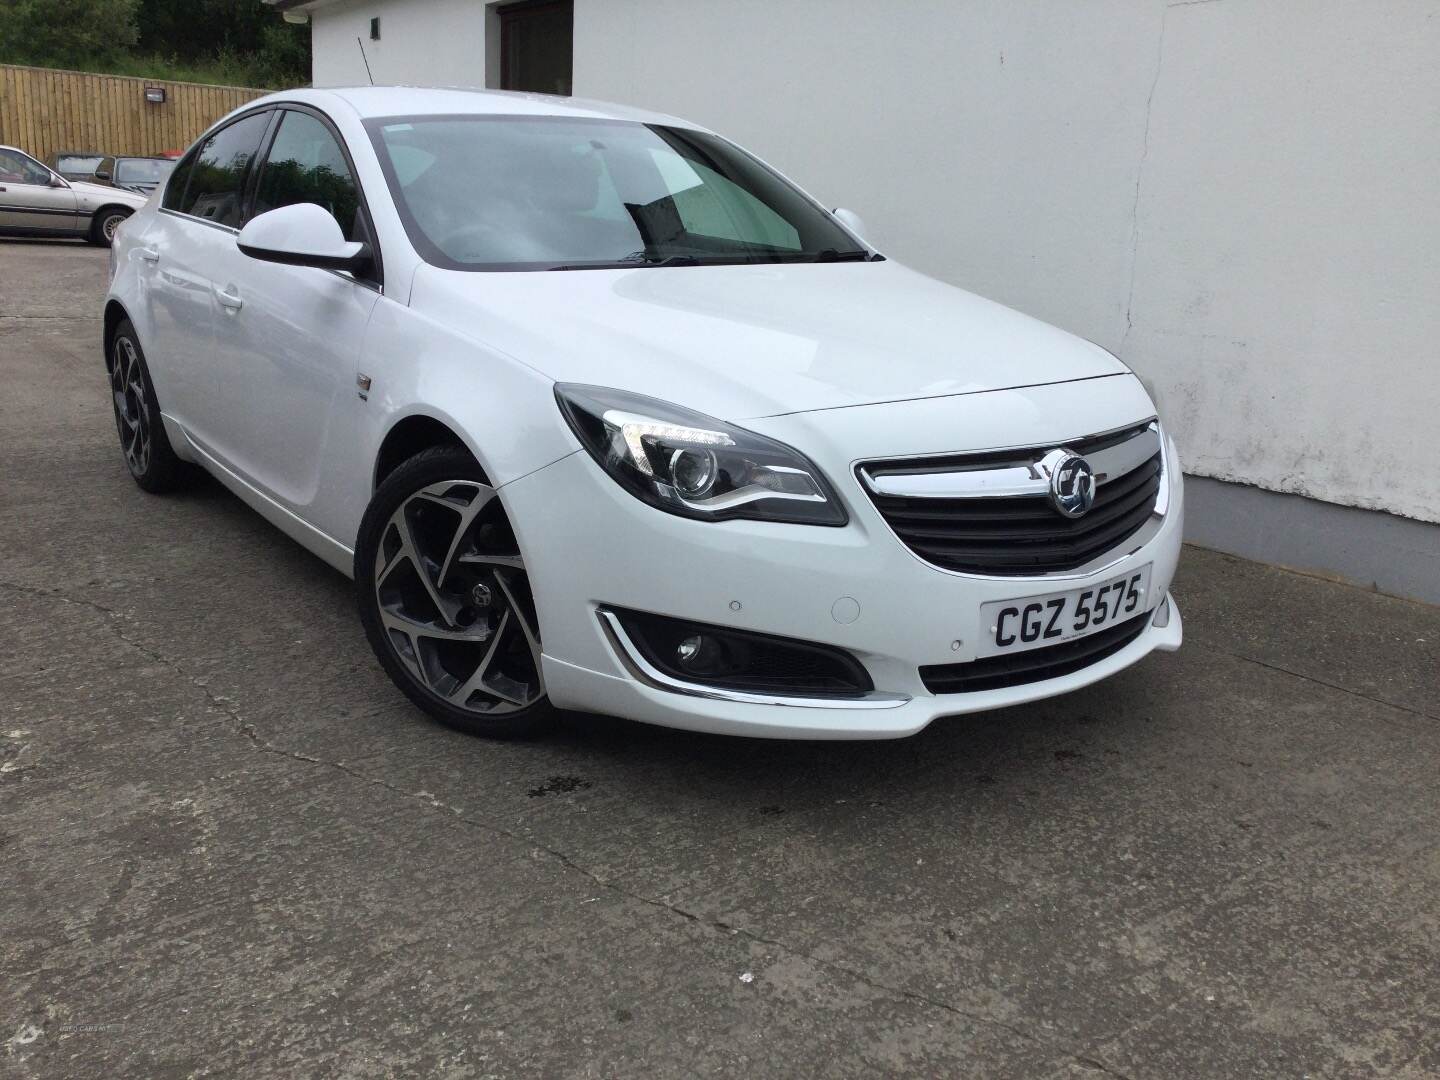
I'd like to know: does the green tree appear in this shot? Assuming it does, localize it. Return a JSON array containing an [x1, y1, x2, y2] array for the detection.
[[0, 0, 308, 87], [135, 0, 273, 65], [0, 0, 140, 69], [134, 0, 309, 85]]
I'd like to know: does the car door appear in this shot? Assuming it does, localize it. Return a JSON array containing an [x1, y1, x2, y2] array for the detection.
[[0, 148, 79, 234], [136, 110, 273, 448], [206, 105, 381, 541]]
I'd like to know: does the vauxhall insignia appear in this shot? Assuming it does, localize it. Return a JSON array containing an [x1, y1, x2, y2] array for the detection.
[[1046, 449, 1096, 518]]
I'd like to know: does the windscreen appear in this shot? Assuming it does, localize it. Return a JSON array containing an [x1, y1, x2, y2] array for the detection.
[[58, 154, 104, 175], [366, 115, 863, 271]]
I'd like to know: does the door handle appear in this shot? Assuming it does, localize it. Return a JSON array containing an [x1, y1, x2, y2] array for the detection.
[[138, 247, 160, 263], [214, 285, 244, 311]]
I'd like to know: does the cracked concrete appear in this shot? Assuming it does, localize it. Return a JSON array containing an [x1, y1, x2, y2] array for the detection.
[[3, 238, 1439, 1077], [1119, 1, 1171, 355]]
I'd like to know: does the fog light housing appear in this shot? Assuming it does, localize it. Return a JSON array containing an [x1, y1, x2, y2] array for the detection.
[[1151, 596, 1171, 628], [675, 632, 727, 674], [607, 608, 873, 698]]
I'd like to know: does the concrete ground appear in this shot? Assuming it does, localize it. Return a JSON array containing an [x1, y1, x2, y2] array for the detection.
[[2, 238, 1438, 1079]]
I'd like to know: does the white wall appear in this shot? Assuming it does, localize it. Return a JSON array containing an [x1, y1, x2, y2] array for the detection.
[[302, 0, 1440, 524], [574, 0, 1439, 524], [307, 0, 490, 87]]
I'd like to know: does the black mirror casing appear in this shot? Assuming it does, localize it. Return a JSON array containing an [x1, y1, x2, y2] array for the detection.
[[237, 239, 374, 276]]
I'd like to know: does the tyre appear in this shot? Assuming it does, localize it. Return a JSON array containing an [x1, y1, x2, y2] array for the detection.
[[108, 319, 186, 492], [356, 446, 555, 738], [89, 207, 130, 247]]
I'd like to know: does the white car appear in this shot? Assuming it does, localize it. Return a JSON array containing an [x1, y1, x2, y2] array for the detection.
[[104, 87, 1183, 740], [0, 145, 148, 246]]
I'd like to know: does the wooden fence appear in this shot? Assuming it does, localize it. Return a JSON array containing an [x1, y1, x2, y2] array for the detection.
[[0, 64, 267, 164]]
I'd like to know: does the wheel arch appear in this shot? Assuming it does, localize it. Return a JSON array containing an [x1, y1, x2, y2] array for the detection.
[[373, 411, 491, 491], [102, 299, 131, 372], [89, 203, 133, 238]]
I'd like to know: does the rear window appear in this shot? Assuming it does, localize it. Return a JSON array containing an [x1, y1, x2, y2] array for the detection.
[[166, 111, 270, 226]]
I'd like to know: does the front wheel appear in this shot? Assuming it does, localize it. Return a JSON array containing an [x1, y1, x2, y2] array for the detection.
[[355, 446, 555, 738]]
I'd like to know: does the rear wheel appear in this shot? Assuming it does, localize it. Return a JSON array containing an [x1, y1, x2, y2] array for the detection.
[[109, 319, 186, 492], [356, 446, 554, 738], [89, 207, 130, 246]]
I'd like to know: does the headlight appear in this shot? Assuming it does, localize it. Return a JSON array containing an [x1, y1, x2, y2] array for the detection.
[[555, 384, 847, 526]]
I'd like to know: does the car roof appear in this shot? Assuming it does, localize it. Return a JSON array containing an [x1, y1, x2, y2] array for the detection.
[[246, 86, 707, 132]]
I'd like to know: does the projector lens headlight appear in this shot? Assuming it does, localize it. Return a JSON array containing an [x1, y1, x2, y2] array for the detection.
[[555, 384, 847, 526], [670, 447, 718, 499]]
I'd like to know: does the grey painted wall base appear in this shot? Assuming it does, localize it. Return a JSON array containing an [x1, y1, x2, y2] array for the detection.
[[1182, 475, 1439, 606]]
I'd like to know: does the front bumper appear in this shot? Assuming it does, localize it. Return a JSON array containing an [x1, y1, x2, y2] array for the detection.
[[501, 378, 1185, 739]]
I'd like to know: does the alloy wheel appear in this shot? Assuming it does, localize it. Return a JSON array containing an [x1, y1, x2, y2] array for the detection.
[[102, 213, 124, 243], [373, 479, 545, 714], [111, 335, 151, 476]]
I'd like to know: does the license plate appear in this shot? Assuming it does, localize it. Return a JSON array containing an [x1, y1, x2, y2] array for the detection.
[[978, 564, 1152, 658]]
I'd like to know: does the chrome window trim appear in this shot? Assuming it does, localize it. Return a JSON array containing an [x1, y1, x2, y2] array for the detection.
[[597, 609, 910, 710], [159, 206, 239, 235]]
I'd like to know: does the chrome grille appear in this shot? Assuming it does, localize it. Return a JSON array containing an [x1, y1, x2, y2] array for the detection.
[[858, 422, 1163, 576]]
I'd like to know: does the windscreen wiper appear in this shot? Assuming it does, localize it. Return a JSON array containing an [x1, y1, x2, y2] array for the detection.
[[637, 254, 701, 266], [549, 254, 702, 271], [810, 248, 876, 262]]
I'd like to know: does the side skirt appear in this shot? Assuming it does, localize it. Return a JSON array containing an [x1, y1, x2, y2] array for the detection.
[[0, 224, 82, 238], [167, 416, 357, 579]]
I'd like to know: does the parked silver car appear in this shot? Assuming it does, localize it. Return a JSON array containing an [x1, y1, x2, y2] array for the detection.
[[0, 145, 149, 246]]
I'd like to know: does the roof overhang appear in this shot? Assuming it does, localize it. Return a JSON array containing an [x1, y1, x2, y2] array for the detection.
[[263, 0, 345, 19]]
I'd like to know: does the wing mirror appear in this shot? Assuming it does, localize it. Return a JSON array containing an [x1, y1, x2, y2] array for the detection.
[[94, 169, 112, 181], [237, 203, 371, 274], [832, 207, 868, 245], [48, 173, 66, 188]]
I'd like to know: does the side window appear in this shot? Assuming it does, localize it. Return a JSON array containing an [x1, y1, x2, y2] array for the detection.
[[162, 147, 199, 211], [0, 149, 53, 186], [253, 111, 364, 242], [174, 111, 270, 227]]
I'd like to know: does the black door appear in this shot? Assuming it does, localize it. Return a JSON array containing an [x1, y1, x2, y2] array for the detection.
[[498, 0, 573, 96]]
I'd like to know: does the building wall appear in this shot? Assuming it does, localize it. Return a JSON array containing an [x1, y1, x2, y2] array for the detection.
[[573, 0, 1439, 525], [307, 0, 490, 88], [298, 0, 1439, 528]]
